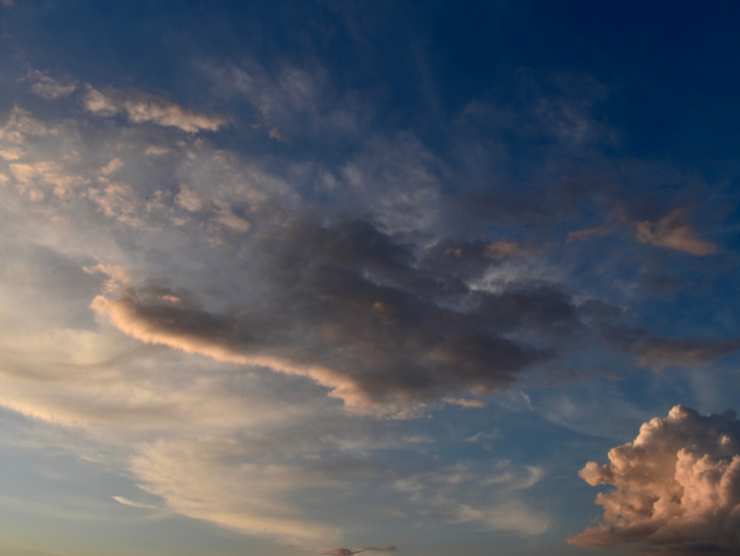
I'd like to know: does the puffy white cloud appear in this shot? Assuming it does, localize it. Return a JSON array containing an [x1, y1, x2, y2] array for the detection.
[[571, 405, 740, 555]]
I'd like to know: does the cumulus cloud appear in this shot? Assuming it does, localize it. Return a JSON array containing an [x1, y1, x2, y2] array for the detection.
[[83, 86, 226, 133], [636, 209, 717, 256], [571, 405, 740, 555]]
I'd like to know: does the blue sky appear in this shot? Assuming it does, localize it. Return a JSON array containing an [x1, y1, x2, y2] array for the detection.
[[0, 2, 739, 556]]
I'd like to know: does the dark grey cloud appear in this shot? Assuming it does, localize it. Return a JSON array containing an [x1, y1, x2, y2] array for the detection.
[[92, 216, 591, 415]]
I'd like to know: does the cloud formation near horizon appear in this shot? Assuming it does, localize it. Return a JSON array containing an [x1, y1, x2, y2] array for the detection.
[[571, 405, 740, 555], [321, 546, 397, 556]]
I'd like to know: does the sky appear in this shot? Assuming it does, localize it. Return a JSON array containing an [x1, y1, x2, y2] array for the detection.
[[0, 1, 740, 555]]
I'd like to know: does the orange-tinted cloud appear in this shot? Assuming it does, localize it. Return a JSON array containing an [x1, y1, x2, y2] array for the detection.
[[571, 405, 740, 555], [635, 209, 717, 256]]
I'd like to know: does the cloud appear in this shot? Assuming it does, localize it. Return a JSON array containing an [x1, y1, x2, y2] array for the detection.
[[9, 161, 86, 200], [635, 337, 740, 371], [204, 60, 370, 143], [636, 209, 717, 256], [606, 327, 740, 371], [111, 496, 159, 511], [87, 217, 577, 416], [26, 70, 78, 100], [567, 224, 611, 242], [393, 462, 549, 536], [0, 106, 58, 144], [83, 86, 227, 133], [571, 405, 740, 555], [130, 437, 341, 546], [452, 500, 550, 536], [483, 240, 523, 257], [322, 547, 397, 556]]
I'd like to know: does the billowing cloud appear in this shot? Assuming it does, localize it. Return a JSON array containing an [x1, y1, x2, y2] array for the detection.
[[636, 209, 717, 256], [83, 86, 226, 133], [571, 405, 740, 555]]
